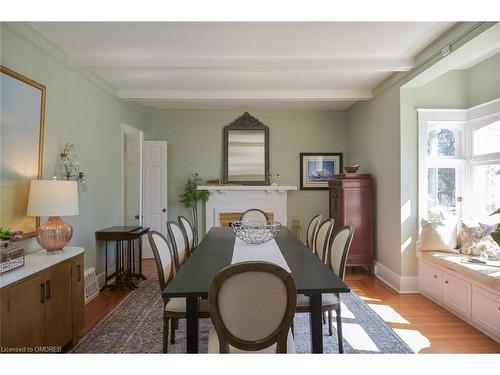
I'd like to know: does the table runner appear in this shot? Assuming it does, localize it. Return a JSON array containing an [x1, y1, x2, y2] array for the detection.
[[231, 237, 291, 272]]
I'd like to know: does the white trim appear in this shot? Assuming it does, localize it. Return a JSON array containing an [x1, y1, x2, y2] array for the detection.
[[416, 108, 467, 122], [467, 97, 500, 120], [374, 261, 419, 294], [198, 185, 297, 192], [118, 89, 372, 101]]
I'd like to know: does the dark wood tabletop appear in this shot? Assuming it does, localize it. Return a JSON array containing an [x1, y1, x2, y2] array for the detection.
[[162, 226, 350, 353]]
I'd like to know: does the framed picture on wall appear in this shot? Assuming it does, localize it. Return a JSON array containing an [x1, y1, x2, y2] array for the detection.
[[300, 152, 343, 190]]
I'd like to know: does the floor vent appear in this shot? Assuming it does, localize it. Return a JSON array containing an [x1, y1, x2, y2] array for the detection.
[[84, 267, 99, 304]]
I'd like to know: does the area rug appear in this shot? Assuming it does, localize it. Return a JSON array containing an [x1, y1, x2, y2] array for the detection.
[[72, 276, 413, 354]]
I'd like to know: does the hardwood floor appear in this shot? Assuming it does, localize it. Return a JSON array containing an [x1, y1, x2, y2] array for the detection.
[[81, 260, 500, 353]]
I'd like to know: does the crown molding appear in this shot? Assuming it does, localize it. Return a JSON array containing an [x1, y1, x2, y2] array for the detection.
[[2, 22, 72, 67], [370, 22, 496, 99], [1, 22, 129, 103]]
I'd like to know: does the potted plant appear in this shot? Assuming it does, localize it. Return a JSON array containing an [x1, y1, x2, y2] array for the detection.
[[179, 173, 210, 245]]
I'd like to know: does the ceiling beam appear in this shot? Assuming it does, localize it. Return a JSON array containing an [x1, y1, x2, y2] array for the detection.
[[72, 56, 414, 72], [118, 89, 372, 101]]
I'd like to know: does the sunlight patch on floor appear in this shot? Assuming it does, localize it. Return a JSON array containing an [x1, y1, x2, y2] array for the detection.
[[359, 295, 381, 302], [339, 301, 355, 319], [342, 323, 380, 352], [368, 304, 410, 324], [393, 328, 430, 353]]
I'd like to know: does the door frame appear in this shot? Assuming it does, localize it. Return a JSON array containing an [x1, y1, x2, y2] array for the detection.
[[120, 123, 144, 226]]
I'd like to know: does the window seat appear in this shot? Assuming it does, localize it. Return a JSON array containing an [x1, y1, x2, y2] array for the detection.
[[420, 251, 500, 293], [417, 251, 500, 343]]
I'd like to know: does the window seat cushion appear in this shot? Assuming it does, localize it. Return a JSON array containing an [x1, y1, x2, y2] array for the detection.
[[420, 251, 500, 293]]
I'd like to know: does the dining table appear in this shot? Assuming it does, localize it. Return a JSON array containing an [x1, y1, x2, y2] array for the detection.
[[162, 226, 350, 353]]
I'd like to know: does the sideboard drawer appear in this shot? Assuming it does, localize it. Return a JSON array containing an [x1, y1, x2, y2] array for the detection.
[[471, 286, 500, 338], [419, 260, 442, 301], [442, 270, 471, 319]]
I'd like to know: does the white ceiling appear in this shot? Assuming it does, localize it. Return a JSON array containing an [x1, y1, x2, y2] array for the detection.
[[30, 22, 454, 110]]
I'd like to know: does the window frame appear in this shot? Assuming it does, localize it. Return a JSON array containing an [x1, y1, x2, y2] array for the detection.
[[418, 98, 500, 222]]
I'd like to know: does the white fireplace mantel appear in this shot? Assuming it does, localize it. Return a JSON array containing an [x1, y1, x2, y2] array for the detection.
[[197, 185, 297, 193], [197, 185, 297, 231]]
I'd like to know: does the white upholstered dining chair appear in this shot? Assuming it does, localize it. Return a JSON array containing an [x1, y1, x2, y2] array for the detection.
[[208, 261, 297, 353], [147, 230, 210, 352], [178, 215, 195, 254], [166, 221, 189, 269], [295, 225, 354, 353], [314, 218, 335, 263], [239, 208, 269, 222], [306, 214, 322, 254]]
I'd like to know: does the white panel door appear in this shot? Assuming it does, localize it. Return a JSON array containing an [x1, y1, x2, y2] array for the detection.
[[125, 132, 143, 226], [442, 270, 471, 319], [142, 141, 168, 259]]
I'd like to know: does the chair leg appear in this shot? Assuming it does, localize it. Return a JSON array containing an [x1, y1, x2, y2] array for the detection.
[[335, 306, 344, 353], [323, 311, 326, 324], [170, 317, 176, 344], [328, 310, 333, 336], [163, 315, 170, 353], [174, 318, 179, 329], [291, 319, 295, 337]]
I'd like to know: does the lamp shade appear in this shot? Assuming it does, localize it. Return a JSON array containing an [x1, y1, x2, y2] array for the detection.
[[27, 180, 79, 217]]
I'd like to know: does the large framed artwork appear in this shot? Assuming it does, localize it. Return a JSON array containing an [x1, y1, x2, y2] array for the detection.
[[300, 152, 343, 190], [0, 66, 46, 239]]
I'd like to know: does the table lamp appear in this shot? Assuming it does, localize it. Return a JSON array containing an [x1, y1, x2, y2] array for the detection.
[[27, 180, 79, 254]]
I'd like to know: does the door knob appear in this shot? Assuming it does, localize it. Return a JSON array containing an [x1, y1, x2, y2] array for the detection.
[[135, 214, 140, 219], [162, 208, 166, 213]]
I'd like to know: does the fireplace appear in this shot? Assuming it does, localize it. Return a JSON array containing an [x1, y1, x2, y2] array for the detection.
[[219, 211, 275, 227], [197, 185, 297, 232]]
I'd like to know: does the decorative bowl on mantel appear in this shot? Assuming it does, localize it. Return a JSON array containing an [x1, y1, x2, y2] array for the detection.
[[344, 164, 360, 173], [231, 220, 281, 244]]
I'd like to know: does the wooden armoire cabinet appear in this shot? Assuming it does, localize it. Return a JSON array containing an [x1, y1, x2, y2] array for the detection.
[[329, 174, 374, 273], [0, 247, 85, 351]]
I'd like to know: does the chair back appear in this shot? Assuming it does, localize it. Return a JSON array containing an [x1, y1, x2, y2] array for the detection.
[[167, 221, 188, 269], [315, 218, 335, 263], [147, 231, 175, 291], [306, 214, 322, 254], [209, 261, 296, 353], [240, 208, 269, 222], [328, 226, 354, 280], [178, 215, 195, 254]]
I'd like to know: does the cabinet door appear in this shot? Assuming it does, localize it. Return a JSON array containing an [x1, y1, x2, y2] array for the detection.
[[71, 255, 85, 345], [419, 260, 442, 301], [442, 271, 471, 319], [44, 261, 73, 347], [0, 273, 46, 349], [471, 286, 500, 337]]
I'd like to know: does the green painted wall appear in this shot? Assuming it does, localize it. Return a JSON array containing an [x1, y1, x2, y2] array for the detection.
[[144, 109, 348, 242], [346, 85, 403, 275], [466, 53, 500, 107], [1, 23, 145, 271]]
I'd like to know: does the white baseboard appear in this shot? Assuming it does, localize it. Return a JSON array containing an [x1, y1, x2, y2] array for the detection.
[[97, 265, 116, 289], [374, 261, 419, 294]]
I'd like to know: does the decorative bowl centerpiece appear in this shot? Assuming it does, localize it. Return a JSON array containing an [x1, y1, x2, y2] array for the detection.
[[344, 164, 360, 173], [231, 220, 281, 244]]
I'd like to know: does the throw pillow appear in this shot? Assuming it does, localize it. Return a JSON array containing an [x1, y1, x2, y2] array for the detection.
[[420, 217, 459, 253], [458, 222, 500, 257]]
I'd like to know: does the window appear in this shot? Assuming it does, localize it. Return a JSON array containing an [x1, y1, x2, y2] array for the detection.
[[472, 164, 500, 215], [473, 120, 500, 156], [428, 167, 456, 216], [418, 101, 500, 221]]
